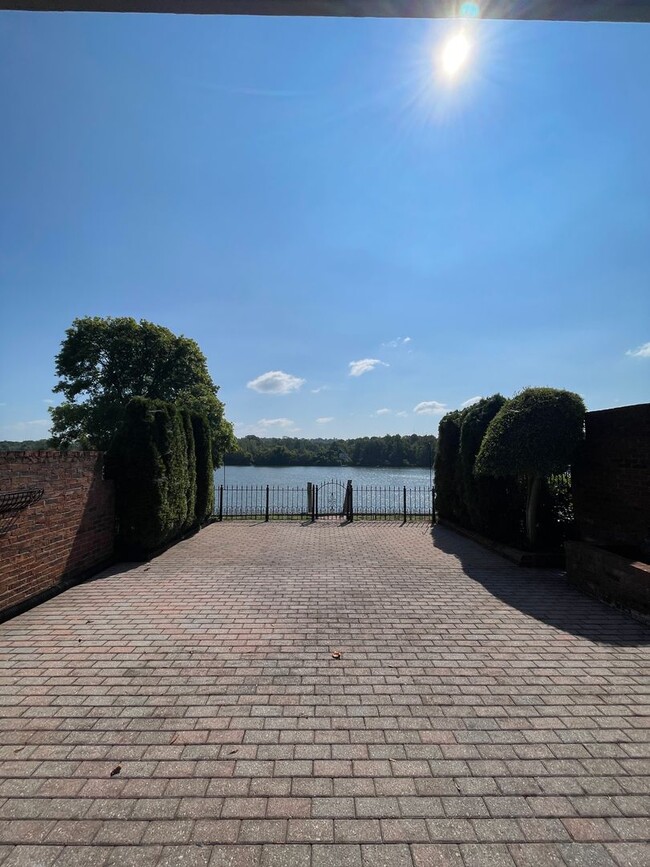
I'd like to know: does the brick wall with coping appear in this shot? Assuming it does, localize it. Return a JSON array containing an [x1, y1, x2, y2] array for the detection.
[[572, 403, 650, 558], [0, 450, 114, 616]]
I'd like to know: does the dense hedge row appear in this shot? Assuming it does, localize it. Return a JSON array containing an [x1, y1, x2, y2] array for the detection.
[[435, 388, 585, 550], [433, 412, 465, 525], [192, 412, 215, 530], [106, 397, 213, 556], [434, 396, 523, 542]]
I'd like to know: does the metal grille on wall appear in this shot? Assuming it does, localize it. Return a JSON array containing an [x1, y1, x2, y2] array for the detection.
[[214, 481, 434, 523], [0, 488, 44, 536]]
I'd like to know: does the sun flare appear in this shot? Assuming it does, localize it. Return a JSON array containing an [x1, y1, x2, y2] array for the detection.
[[440, 31, 472, 78]]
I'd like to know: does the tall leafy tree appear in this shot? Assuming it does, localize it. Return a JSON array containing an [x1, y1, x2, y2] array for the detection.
[[49, 316, 234, 463]]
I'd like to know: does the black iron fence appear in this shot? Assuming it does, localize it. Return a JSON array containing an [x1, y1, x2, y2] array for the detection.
[[353, 485, 433, 521], [215, 485, 308, 520], [214, 481, 434, 522]]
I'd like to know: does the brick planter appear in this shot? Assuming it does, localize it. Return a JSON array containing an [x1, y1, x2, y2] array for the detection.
[[565, 540, 650, 618]]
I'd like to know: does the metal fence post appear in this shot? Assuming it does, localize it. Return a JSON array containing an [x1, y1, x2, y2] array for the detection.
[[265, 485, 270, 522], [431, 487, 435, 524], [219, 485, 224, 522], [403, 485, 407, 523]]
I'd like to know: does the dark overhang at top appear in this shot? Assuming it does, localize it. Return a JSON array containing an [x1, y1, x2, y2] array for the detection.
[[1, 1, 649, 24]]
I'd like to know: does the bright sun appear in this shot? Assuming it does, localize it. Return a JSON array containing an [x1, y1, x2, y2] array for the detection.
[[440, 31, 472, 78]]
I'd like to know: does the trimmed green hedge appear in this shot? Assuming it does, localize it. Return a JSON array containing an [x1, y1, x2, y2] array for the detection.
[[458, 395, 523, 541], [434, 410, 467, 524], [475, 387, 586, 479], [475, 387, 585, 546], [192, 412, 214, 524], [107, 397, 213, 556], [181, 409, 197, 533], [435, 388, 585, 549]]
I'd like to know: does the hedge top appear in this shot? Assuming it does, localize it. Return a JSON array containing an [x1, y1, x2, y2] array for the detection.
[[458, 394, 507, 473], [475, 387, 586, 479]]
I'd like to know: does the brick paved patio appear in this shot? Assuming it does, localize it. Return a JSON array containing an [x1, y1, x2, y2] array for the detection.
[[0, 522, 648, 867]]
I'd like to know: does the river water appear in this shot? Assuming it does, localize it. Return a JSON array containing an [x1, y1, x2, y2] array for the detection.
[[215, 465, 433, 489]]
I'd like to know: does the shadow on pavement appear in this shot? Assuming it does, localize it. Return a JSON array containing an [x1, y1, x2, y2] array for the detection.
[[431, 524, 650, 647]]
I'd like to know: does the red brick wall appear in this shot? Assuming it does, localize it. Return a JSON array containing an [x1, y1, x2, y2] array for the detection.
[[572, 403, 650, 559], [0, 451, 114, 616]]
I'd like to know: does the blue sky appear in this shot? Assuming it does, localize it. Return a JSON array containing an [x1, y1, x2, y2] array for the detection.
[[0, 11, 648, 441]]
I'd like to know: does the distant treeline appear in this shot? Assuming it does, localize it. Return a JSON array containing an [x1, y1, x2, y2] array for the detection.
[[1, 435, 437, 468], [225, 435, 437, 468], [0, 439, 51, 451]]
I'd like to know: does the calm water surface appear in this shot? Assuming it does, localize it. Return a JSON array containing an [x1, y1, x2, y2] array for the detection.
[[216, 465, 433, 488]]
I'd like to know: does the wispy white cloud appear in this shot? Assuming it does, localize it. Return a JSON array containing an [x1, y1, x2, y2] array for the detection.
[[247, 370, 305, 394], [235, 417, 301, 436], [375, 408, 391, 415], [258, 418, 296, 429], [413, 401, 446, 416], [626, 342, 650, 358], [311, 386, 329, 394], [396, 411, 408, 418], [349, 358, 389, 377], [0, 419, 50, 438], [382, 337, 412, 348], [316, 417, 334, 424], [189, 79, 308, 99], [461, 396, 482, 408], [42, 399, 56, 405]]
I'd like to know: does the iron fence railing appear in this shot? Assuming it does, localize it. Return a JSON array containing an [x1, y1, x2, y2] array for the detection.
[[216, 485, 308, 520], [213, 483, 434, 522], [353, 485, 434, 520]]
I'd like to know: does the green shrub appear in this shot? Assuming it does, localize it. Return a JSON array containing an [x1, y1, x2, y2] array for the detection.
[[192, 412, 214, 524], [181, 410, 197, 532], [457, 395, 522, 540], [475, 388, 586, 478], [106, 397, 177, 553], [160, 404, 190, 538], [475, 387, 585, 546], [537, 472, 576, 549], [107, 398, 212, 556], [434, 410, 468, 523], [459, 395, 506, 527]]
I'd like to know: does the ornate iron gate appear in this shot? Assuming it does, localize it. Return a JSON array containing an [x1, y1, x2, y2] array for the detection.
[[313, 479, 350, 519]]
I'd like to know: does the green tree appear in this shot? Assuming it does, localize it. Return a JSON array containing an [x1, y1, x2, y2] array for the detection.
[[49, 317, 234, 463], [475, 387, 585, 546]]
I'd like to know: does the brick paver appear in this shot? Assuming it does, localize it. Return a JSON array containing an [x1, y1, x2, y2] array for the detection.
[[0, 522, 648, 866]]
